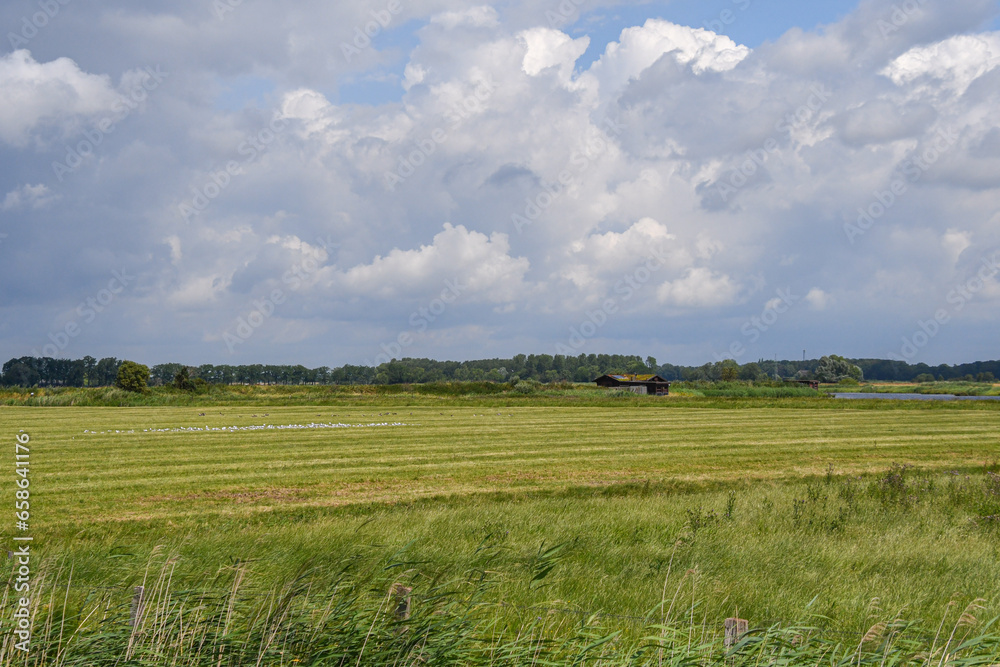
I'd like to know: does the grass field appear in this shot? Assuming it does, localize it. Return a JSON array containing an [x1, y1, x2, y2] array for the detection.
[[2, 394, 1000, 664]]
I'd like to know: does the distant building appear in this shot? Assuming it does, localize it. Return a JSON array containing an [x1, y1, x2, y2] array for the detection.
[[594, 374, 671, 396], [785, 379, 820, 390]]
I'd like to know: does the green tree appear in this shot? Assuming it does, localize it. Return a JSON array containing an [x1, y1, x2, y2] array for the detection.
[[95, 357, 121, 386], [116, 360, 150, 393], [815, 355, 863, 383], [81, 355, 97, 385], [485, 368, 507, 382], [1, 359, 39, 387], [173, 367, 196, 391], [66, 360, 86, 387], [718, 359, 739, 382], [738, 362, 766, 382], [626, 359, 648, 374]]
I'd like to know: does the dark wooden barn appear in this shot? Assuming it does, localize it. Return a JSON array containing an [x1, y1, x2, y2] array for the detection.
[[594, 374, 671, 396]]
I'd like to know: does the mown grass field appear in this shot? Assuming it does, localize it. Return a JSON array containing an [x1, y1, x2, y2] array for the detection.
[[2, 394, 1000, 664]]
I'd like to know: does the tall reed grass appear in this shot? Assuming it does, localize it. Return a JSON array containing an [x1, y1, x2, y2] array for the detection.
[[3, 549, 998, 666]]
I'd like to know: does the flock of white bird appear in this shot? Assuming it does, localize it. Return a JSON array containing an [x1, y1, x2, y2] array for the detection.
[[82, 422, 414, 435]]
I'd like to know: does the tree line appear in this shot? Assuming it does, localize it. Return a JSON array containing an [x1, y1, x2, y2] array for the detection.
[[1, 354, 997, 388]]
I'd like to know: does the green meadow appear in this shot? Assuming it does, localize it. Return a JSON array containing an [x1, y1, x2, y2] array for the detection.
[[2, 391, 1000, 664]]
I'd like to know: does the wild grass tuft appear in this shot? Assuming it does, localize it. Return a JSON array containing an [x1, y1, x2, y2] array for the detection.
[[2, 551, 999, 665]]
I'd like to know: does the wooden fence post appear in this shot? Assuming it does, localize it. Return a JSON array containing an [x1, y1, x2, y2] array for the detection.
[[724, 617, 749, 650], [390, 583, 412, 621], [130, 586, 145, 627]]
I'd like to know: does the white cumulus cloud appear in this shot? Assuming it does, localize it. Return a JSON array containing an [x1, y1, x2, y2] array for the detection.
[[521, 28, 590, 83], [336, 223, 530, 303], [0, 50, 119, 146], [882, 32, 1000, 95], [658, 267, 740, 307], [585, 19, 750, 98], [431, 6, 499, 30], [805, 288, 830, 311], [1, 183, 57, 210]]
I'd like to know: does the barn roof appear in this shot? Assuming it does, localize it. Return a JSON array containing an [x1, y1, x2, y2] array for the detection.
[[598, 374, 670, 383]]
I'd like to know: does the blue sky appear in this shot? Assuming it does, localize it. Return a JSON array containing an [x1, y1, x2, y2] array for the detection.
[[1, 0, 1000, 368]]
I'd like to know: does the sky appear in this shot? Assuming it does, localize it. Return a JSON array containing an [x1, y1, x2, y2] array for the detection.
[[1, 0, 999, 369]]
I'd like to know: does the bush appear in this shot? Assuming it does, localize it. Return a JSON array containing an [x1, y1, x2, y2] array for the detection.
[[115, 361, 150, 393], [412, 382, 507, 396], [915, 373, 935, 383], [513, 380, 537, 394]]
